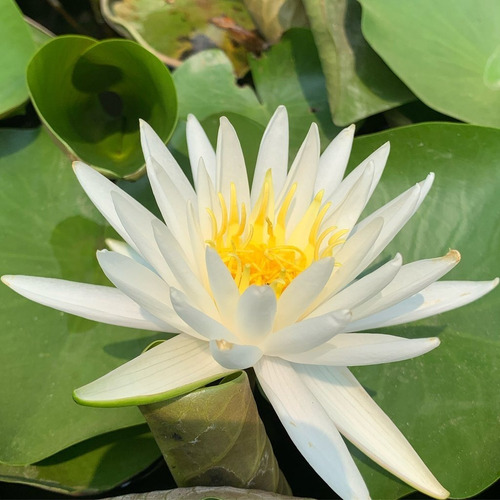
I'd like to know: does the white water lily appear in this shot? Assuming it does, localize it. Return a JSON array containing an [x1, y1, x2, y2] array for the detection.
[[3, 106, 497, 500]]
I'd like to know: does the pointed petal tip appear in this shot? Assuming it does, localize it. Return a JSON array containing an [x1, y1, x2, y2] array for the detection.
[[445, 249, 461, 263], [1, 274, 12, 286]]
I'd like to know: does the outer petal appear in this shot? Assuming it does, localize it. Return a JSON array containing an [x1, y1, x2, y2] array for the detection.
[[186, 113, 216, 185], [347, 279, 499, 332], [209, 340, 263, 370], [251, 105, 288, 206], [297, 365, 450, 499], [283, 333, 440, 366], [96, 250, 190, 335], [321, 160, 375, 237], [309, 254, 402, 318], [104, 239, 153, 271], [170, 288, 239, 343], [315, 124, 355, 196], [261, 310, 351, 356], [355, 174, 434, 268], [139, 119, 196, 204], [111, 191, 176, 284], [236, 285, 277, 343], [73, 161, 157, 254], [326, 142, 389, 209], [1, 275, 173, 332], [255, 357, 369, 500], [74, 335, 234, 407], [352, 250, 461, 320]]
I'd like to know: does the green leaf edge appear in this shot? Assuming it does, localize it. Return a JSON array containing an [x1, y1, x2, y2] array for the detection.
[[73, 369, 240, 408]]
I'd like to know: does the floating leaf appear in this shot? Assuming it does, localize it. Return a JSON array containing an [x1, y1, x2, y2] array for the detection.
[[101, 0, 261, 76], [170, 32, 340, 173], [0, 127, 171, 465], [140, 371, 291, 494], [347, 123, 500, 498], [0, 427, 159, 495], [249, 28, 341, 154], [0, 0, 36, 117], [243, 0, 308, 43], [27, 36, 177, 179], [301, 0, 413, 126], [359, 0, 500, 128]]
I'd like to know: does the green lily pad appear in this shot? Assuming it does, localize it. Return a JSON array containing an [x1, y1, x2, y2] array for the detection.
[[0, 426, 159, 495], [242, 0, 308, 43], [249, 28, 341, 154], [170, 32, 341, 173], [301, 0, 413, 126], [359, 0, 500, 128], [26, 17, 54, 48], [348, 123, 500, 498], [101, 0, 260, 77], [27, 36, 177, 179], [0, 127, 171, 465], [0, 0, 36, 118]]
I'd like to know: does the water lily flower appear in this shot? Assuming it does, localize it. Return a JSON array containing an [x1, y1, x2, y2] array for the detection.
[[3, 106, 497, 500]]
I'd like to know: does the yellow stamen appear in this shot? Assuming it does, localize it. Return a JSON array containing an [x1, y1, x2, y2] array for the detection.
[[206, 172, 347, 296]]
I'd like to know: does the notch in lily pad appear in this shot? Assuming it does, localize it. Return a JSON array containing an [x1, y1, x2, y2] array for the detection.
[[27, 36, 178, 179]]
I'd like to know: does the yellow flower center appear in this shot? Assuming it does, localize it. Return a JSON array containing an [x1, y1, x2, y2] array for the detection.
[[207, 171, 347, 296]]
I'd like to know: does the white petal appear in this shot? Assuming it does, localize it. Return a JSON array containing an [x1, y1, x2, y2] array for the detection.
[[315, 124, 355, 196], [1, 275, 173, 332], [73, 161, 157, 254], [209, 340, 263, 369], [139, 119, 196, 204], [186, 201, 210, 288], [284, 333, 440, 365], [104, 239, 153, 271], [236, 285, 277, 343], [205, 247, 240, 329], [276, 123, 320, 234], [96, 250, 190, 334], [274, 258, 334, 330], [216, 116, 250, 210], [254, 357, 369, 500], [347, 279, 499, 332], [309, 254, 402, 318], [353, 250, 461, 320], [111, 191, 176, 284], [74, 335, 234, 406], [170, 288, 239, 343], [186, 113, 216, 185], [327, 142, 389, 208], [297, 365, 450, 499], [311, 217, 384, 310], [196, 158, 220, 240], [152, 220, 217, 316], [262, 310, 351, 356], [355, 174, 434, 268], [251, 105, 288, 206], [145, 156, 193, 254], [320, 160, 375, 237]]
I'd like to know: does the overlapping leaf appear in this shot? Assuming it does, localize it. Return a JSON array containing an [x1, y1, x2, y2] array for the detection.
[[360, 0, 500, 128], [301, 0, 413, 126], [0, 0, 36, 117], [27, 36, 177, 178]]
